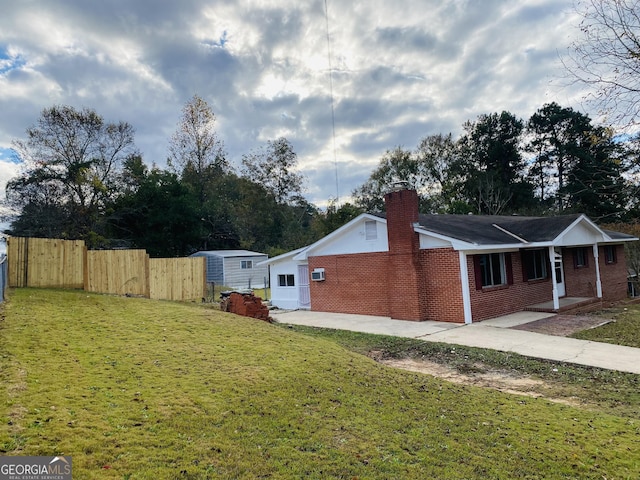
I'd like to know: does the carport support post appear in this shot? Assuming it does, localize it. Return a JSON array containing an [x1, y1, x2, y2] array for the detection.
[[549, 246, 560, 311]]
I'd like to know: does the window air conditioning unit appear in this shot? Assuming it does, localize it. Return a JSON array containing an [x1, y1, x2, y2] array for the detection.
[[311, 268, 325, 281]]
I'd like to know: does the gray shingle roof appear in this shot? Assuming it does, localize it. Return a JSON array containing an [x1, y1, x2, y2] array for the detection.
[[372, 212, 636, 245]]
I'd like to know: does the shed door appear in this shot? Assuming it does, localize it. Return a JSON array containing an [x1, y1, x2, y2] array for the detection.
[[298, 265, 311, 309]]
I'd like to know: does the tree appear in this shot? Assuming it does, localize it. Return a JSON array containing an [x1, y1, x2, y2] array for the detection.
[[563, 0, 640, 126], [527, 103, 595, 211], [454, 111, 534, 214], [241, 137, 305, 205], [352, 138, 455, 213], [7, 105, 136, 242], [564, 126, 630, 220], [108, 159, 203, 256], [312, 200, 364, 238], [168, 94, 227, 205]]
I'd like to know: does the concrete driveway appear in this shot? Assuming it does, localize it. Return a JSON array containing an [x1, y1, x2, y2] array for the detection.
[[270, 309, 640, 375]]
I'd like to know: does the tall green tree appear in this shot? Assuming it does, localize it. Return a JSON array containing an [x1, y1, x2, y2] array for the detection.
[[108, 157, 203, 256], [7, 105, 136, 243], [454, 111, 534, 214], [527, 103, 603, 211], [564, 126, 630, 220]]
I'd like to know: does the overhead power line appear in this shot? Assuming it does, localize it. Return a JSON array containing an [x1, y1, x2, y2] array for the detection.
[[324, 0, 340, 204]]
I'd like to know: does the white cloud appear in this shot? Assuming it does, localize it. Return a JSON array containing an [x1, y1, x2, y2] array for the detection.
[[0, 0, 595, 207]]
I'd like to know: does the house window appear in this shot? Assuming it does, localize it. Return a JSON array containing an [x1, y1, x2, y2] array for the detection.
[[478, 253, 506, 287], [241, 260, 253, 269], [604, 245, 617, 264], [278, 274, 295, 287], [574, 248, 589, 268], [365, 220, 377, 240], [523, 249, 548, 281]]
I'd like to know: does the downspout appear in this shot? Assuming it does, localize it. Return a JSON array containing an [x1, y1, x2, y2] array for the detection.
[[459, 251, 473, 324], [593, 243, 603, 298], [549, 246, 560, 311]]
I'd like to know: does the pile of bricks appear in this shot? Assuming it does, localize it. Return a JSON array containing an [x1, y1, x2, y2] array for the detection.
[[220, 292, 272, 322]]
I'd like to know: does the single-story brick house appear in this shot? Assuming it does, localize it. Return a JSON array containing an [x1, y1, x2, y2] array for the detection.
[[263, 187, 637, 323]]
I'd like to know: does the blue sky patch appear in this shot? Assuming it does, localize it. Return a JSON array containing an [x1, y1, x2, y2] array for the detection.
[[0, 148, 22, 164], [202, 31, 228, 49], [0, 47, 25, 75]]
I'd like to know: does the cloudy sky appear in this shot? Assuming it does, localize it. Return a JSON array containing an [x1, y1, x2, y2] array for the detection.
[[0, 0, 593, 207]]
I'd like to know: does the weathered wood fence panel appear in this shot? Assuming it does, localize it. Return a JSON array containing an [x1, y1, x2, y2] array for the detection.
[[149, 257, 206, 301], [85, 249, 150, 297], [7, 237, 86, 288]]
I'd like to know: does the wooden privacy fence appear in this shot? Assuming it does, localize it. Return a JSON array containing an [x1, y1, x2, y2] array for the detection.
[[85, 249, 150, 297], [7, 237, 206, 301], [8, 237, 85, 289]]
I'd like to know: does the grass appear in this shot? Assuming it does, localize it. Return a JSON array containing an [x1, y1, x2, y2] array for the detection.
[[571, 302, 640, 348], [0, 289, 639, 478], [281, 325, 640, 419]]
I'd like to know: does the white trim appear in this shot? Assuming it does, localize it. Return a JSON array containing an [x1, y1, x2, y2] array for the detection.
[[258, 246, 308, 266], [492, 223, 529, 243], [593, 243, 603, 298], [459, 251, 473, 324], [414, 226, 477, 248]]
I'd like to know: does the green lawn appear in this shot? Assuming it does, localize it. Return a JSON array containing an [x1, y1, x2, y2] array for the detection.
[[1, 289, 639, 479], [572, 302, 640, 348], [283, 325, 640, 419]]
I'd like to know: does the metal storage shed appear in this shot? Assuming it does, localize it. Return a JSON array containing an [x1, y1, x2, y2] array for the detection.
[[189, 250, 268, 289]]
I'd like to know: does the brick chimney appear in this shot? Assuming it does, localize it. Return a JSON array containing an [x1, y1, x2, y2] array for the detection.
[[384, 187, 423, 320]]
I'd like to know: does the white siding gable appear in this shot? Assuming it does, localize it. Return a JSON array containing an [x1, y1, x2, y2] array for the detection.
[[419, 233, 453, 249], [556, 220, 606, 246], [310, 217, 388, 257]]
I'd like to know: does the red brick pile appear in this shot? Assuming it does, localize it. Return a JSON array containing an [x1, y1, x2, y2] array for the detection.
[[220, 292, 272, 322]]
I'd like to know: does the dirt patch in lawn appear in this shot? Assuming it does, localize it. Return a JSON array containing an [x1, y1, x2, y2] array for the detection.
[[510, 314, 614, 336], [377, 357, 581, 406]]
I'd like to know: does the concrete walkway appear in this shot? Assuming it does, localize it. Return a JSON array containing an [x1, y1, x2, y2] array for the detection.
[[270, 309, 640, 375]]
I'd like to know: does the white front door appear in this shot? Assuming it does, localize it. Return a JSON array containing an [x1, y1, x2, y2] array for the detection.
[[297, 264, 311, 309], [554, 248, 566, 297]]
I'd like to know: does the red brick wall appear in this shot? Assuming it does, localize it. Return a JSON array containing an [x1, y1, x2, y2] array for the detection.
[[308, 252, 390, 316], [564, 245, 628, 302], [468, 251, 554, 322], [563, 247, 597, 298], [600, 245, 628, 302], [415, 248, 464, 322]]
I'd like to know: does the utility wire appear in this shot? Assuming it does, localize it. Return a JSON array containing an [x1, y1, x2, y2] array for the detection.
[[324, 0, 340, 204]]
